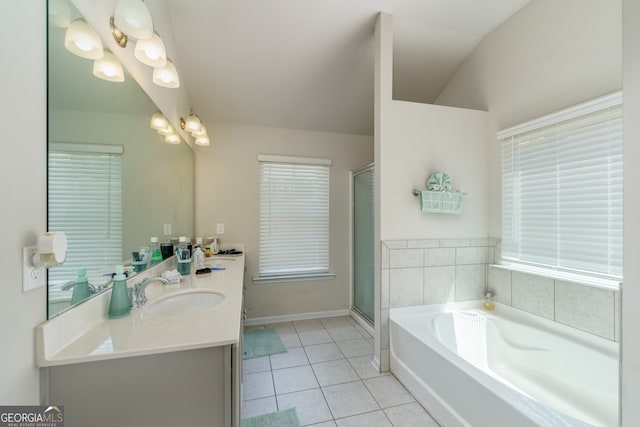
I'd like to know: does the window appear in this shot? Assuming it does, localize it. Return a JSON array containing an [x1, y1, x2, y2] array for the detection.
[[48, 143, 123, 285], [499, 92, 622, 286], [257, 154, 332, 281]]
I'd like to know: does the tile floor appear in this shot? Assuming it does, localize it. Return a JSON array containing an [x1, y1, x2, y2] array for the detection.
[[241, 316, 441, 426]]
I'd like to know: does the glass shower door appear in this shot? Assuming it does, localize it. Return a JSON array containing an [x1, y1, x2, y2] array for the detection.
[[353, 165, 374, 323]]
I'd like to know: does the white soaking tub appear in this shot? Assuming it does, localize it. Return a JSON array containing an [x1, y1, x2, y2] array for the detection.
[[389, 302, 618, 427]]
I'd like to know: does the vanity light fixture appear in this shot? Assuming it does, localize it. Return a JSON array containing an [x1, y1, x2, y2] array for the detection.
[[157, 124, 175, 136], [150, 111, 169, 130], [165, 133, 181, 144], [134, 32, 167, 67], [195, 135, 210, 146], [113, 0, 154, 41], [152, 59, 180, 88], [180, 110, 202, 133], [93, 49, 125, 82], [64, 18, 104, 60]]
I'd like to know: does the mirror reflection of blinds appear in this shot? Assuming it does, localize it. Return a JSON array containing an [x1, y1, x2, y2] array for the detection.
[[499, 92, 622, 282], [48, 148, 123, 285], [258, 155, 331, 277]]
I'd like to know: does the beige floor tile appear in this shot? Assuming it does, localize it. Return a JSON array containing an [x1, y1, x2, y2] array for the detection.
[[242, 371, 274, 401], [364, 375, 415, 408], [270, 346, 309, 370], [384, 402, 440, 427], [272, 365, 319, 395], [241, 396, 277, 419], [322, 381, 380, 419], [304, 343, 345, 364], [312, 359, 360, 387], [277, 388, 333, 425], [335, 411, 393, 427]]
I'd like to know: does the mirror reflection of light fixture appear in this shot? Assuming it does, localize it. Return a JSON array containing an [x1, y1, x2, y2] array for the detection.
[[157, 124, 175, 136], [150, 111, 169, 130], [191, 125, 207, 137], [184, 112, 202, 133], [195, 135, 210, 146], [165, 133, 181, 144], [49, 0, 71, 28], [93, 50, 125, 82], [114, 0, 154, 40], [134, 32, 167, 67], [153, 59, 180, 88], [64, 19, 104, 60]]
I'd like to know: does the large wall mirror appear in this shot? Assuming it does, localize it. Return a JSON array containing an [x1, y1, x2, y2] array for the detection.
[[47, 1, 194, 318]]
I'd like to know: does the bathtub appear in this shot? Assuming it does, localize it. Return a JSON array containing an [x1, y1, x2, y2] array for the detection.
[[389, 302, 619, 427]]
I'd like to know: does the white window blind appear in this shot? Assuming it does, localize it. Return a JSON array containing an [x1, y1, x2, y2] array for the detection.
[[48, 145, 123, 284], [499, 92, 622, 283], [258, 155, 331, 277]]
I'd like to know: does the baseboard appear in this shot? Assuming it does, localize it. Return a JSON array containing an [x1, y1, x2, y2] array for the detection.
[[245, 309, 351, 326]]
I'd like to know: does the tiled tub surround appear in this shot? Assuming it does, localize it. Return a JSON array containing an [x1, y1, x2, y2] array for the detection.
[[379, 238, 620, 371], [380, 238, 498, 370], [489, 266, 621, 342]]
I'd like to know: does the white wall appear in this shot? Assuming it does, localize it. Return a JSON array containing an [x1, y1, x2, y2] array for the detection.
[[0, 1, 46, 404], [194, 123, 372, 319], [435, 0, 622, 238], [622, 0, 640, 424], [381, 101, 490, 240]]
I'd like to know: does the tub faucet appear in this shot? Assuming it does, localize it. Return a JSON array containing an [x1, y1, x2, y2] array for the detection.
[[132, 277, 170, 308]]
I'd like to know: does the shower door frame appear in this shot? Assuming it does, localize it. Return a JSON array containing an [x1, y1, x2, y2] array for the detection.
[[349, 163, 375, 333]]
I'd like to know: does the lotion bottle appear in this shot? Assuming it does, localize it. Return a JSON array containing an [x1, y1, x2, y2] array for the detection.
[[483, 290, 495, 311]]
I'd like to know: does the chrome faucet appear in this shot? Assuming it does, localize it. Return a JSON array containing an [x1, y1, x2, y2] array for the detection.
[[132, 277, 170, 308], [61, 280, 106, 294]]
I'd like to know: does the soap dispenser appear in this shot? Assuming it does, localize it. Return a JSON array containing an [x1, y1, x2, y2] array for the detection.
[[70, 268, 91, 305], [483, 290, 495, 311], [108, 265, 131, 319]]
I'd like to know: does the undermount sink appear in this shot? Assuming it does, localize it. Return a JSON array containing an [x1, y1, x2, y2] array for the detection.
[[144, 289, 226, 317]]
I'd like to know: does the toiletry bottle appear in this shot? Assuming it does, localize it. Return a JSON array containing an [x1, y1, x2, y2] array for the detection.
[[177, 236, 191, 260], [193, 245, 205, 270], [149, 236, 163, 265], [70, 268, 91, 305], [483, 290, 495, 311], [212, 237, 219, 255], [108, 265, 131, 319]]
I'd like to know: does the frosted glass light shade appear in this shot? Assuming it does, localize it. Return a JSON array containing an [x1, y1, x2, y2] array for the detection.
[[150, 112, 169, 130], [158, 124, 175, 136], [185, 114, 202, 133], [114, 0, 153, 40], [65, 19, 104, 60], [153, 60, 180, 88], [49, 0, 71, 28], [134, 32, 167, 67], [165, 133, 181, 144], [195, 135, 210, 146], [93, 50, 125, 82], [191, 125, 207, 137]]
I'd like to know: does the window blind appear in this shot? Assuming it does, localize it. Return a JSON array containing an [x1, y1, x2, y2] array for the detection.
[[258, 155, 331, 277], [499, 92, 622, 282], [48, 148, 123, 285]]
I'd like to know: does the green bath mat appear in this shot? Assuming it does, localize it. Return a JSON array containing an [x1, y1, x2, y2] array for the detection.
[[243, 327, 287, 359], [241, 408, 301, 427]]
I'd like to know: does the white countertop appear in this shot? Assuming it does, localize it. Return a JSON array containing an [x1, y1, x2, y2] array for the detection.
[[35, 249, 245, 367]]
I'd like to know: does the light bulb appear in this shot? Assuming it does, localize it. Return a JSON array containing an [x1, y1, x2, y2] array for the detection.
[[150, 112, 168, 130], [185, 113, 202, 133], [114, 0, 154, 40], [65, 19, 103, 60], [93, 50, 125, 82], [134, 32, 167, 67], [152, 60, 180, 88], [165, 133, 181, 144]]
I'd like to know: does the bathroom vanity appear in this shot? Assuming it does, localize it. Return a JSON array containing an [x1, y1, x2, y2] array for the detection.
[[35, 249, 245, 427]]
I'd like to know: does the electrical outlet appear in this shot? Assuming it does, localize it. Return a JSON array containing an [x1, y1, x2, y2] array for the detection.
[[23, 247, 45, 292], [163, 223, 172, 235], [217, 223, 225, 234]]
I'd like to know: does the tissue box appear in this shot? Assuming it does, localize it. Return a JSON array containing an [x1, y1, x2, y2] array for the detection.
[[420, 190, 463, 214]]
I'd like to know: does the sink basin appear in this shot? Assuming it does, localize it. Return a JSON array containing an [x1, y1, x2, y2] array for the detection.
[[144, 289, 225, 317]]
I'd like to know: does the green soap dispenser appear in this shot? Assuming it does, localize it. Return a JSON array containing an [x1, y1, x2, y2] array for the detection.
[[70, 268, 91, 305], [108, 265, 131, 319]]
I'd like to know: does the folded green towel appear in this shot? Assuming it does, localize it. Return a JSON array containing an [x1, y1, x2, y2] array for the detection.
[[426, 171, 452, 192]]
